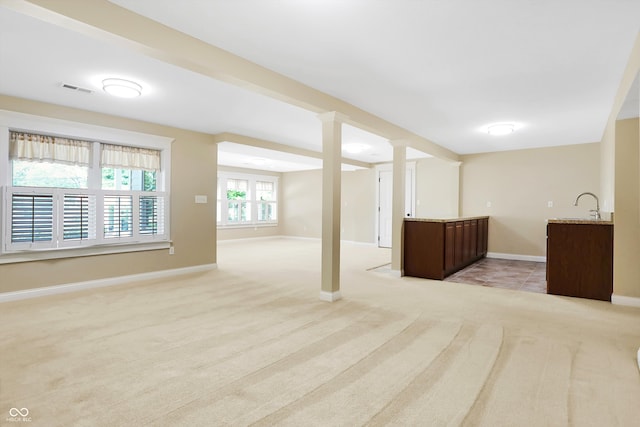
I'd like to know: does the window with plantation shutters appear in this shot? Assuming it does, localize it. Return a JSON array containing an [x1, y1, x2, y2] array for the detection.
[[2, 123, 171, 256]]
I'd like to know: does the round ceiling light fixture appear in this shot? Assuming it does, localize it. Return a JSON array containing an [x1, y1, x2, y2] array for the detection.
[[487, 123, 515, 136], [342, 143, 370, 154], [248, 157, 269, 166], [102, 78, 142, 98]]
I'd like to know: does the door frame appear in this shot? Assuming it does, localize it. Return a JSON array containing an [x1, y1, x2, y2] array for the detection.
[[375, 162, 416, 247]]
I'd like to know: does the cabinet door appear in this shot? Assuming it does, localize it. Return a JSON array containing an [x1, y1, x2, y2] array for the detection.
[[454, 221, 464, 266], [547, 223, 613, 301], [479, 218, 488, 255], [403, 221, 445, 279], [445, 222, 455, 272], [470, 219, 478, 260], [463, 221, 472, 263]]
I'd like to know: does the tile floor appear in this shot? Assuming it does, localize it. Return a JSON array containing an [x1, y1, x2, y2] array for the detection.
[[444, 258, 547, 294]]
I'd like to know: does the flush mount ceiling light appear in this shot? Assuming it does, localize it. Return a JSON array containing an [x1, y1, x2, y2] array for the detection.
[[102, 78, 142, 98], [342, 143, 370, 154], [247, 158, 269, 166], [487, 123, 515, 136]]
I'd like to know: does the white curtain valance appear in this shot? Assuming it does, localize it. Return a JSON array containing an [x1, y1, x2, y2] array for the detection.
[[9, 132, 92, 166], [101, 143, 161, 171]]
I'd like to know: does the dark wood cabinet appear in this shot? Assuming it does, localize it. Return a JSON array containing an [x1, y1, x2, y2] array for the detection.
[[445, 223, 455, 271], [546, 221, 613, 301], [454, 221, 463, 266], [477, 217, 488, 257], [404, 217, 489, 280], [469, 220, 478, 262]]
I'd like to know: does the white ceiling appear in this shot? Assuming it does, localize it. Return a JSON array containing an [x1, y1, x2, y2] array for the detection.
[[1, 1, 639, 172]]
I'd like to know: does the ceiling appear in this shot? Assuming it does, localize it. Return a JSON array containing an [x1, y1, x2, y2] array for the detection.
[[0, 1, 639, 172]]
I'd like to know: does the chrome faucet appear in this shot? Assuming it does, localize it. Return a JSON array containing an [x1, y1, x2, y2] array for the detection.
[[574, 192, 601, 220]]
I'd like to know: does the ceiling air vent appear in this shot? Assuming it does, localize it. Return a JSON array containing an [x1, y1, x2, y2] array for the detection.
[[60, 83, 93, 94]]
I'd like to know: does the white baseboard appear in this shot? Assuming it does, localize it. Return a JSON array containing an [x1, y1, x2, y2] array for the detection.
[[487, 252, 546, 262], [252, 235, 377, 246], [611, 294, 640, 308], [320, 291, 342, 302], [0, 263, 217, 303], [218, 235, 289, 243]]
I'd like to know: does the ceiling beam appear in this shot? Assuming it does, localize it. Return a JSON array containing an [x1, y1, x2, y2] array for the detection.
[[214, 132, 373, 169], [5, 0, 460, 162]]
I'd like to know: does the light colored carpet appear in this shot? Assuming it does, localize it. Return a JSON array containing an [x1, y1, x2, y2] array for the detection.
[[1, 237, 639, 426]]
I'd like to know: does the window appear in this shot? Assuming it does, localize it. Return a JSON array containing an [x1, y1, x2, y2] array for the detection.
[[217, 172, 278, 227], [1, 118, 172, 258], [256, 181, 277, 222], [226, 178, 250, 223]]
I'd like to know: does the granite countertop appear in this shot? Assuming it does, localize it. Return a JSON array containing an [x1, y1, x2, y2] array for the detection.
[[405, 216, 489, 223], [547, 218, 613, 225]]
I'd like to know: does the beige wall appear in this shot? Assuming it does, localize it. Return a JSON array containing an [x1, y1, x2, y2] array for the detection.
[[281, 168, 376, 243], [281, 163, 459, 244], [341, 168, 377, 243], [415, 157, 460, 218], [460, 143, 600, 257], [599, 32, 640, 299], [600, 33, 640, 211], [0, 96, 217, 293], [613, 118, 640, 298], [216, 165, 283, 240], [281, 169, 323, 238]]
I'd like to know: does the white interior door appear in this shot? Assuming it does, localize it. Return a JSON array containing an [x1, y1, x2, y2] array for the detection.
[[377, 166, 415, 248]]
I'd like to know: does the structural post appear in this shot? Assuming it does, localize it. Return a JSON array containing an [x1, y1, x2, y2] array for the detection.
[[390, 140, 408, 276], [318, 112, 347, 302]]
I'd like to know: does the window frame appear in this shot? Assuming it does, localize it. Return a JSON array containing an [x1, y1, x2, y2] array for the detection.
[[217, 171, 278, 228], [0, 110, 173, 264]]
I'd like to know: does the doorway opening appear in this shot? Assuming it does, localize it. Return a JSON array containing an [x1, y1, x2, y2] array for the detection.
[[376, 163, 415, 248]]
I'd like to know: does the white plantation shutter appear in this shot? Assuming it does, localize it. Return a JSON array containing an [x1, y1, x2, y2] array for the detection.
[[10, 192, 55, 248], [139, 195, 166, 236], [62, 194, 97, 242], [104, 195, 133, 238]]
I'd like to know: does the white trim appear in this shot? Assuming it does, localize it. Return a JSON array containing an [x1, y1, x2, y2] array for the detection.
[[276, 235, 319, 242], [340, 239, 377, 247], [218, 224, 279, 230], [0, 263, 217, 303], [611, 294, 640, 308], [0, 241, 171, 264], [375, 162, 416, 247], [217, 235, 378, 246], [217, 235, 290, 244], [487, 252, 546, 262], [320, 290, 342, 302]]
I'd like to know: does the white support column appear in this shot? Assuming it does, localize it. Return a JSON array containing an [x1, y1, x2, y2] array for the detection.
[[317, 112, 347, 302], [390, 140, 408, 275], [452, 161, 462, 217]]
